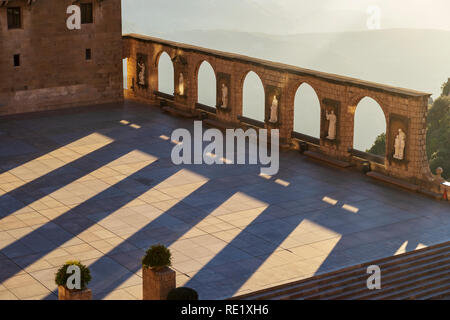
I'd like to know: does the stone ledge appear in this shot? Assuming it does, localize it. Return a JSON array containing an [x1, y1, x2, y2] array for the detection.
[[203, 118, 239, 131], [161, 105, 196, 119], [367, 171, 419, 192], [304, 151, 352, 168], [195, 103, 217, 114], [419, 188, 443, 200]]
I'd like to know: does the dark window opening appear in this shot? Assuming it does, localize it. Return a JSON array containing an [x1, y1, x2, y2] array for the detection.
[[85, 48, 92, 60], [7, 7, 21, 29], [14, 54, 20, 67], [80, 3, 93, 24]]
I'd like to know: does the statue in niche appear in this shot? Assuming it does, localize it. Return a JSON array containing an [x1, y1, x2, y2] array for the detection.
[[137, 61, 146, 86], [269, 95, 279, 123], [393, 128, 406, 160], [221, 83, 228, 108], [178, 73, 184, 96], [326, 109, 337, 140]]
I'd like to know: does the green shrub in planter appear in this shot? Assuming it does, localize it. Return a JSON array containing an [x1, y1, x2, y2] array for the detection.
[[167, 287, 199, 300], [55, 260, 91, 290], [142, 244, 172, 270]]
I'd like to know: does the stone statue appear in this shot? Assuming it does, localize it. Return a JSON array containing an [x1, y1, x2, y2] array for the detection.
[[179, 73, 184, 96], [269, 95, 278, 123], [434, 167, 445, 184], [137, 62, 145, 86], [393, 128, 406, 160], [429, 167, 449, 195], [221, 83, 228, 108], [326, 109, 337, 140]]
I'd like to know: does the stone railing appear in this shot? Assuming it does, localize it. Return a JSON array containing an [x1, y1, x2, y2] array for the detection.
[[122, 33, 447, 198]]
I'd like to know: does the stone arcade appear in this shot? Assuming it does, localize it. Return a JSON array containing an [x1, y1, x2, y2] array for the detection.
[[123, 34, 446, 196]]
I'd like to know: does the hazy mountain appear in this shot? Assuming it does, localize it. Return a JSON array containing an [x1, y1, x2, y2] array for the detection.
[[121, 0, 450, 35], [122, 0, 288, 35]]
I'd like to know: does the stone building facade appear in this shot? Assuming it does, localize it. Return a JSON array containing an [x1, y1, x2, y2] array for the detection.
[[0, 0, 123, 116]]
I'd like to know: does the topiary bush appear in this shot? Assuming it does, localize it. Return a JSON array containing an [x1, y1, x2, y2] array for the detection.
[[167, 287, 199, 300], [55, 260, 91, 290], [142, 244, 172, 270]]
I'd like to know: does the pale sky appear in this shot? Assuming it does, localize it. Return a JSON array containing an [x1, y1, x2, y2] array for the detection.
[[123, 0, 450, 34]]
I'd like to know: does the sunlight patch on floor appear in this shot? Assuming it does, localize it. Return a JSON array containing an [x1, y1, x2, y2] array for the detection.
[[322, 196, 338, 205], [342, 204, 359, 213], [239, 226, 342, 293], [0, 150, 158, 251], [0, 133, 114, 194], [275, 179, 290, 187]]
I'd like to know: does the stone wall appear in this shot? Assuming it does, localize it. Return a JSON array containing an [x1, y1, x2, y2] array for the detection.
[[123, 34, 438, 189], [0, 0, 123, 115]]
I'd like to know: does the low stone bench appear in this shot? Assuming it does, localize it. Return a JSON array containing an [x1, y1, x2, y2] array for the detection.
[[419, 189, 444, 200], [366, 171, 419, 192], [203, 118, 239, 131], [304, 150, 352, 168], [161, 105, 196, 118]]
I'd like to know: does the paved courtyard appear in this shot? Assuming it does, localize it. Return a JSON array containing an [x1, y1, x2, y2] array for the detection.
[[0, 101, 449, 300]]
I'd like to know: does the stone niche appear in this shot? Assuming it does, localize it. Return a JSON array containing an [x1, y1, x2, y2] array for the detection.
[[320, 98, 341, 146], [173, 55, 188, 99], [265, 85, 282, 127], [216, 72, 231, 112], [136, 53, 148, 89], [387, 113, 410, 165]]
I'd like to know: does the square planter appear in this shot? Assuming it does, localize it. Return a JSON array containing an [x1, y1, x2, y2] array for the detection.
[[142, 266, 176, 300], [58, 285, 92, 300]]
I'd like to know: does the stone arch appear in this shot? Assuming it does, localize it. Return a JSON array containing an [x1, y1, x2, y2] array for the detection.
[[154, 48, 176, 66], [353, 96, 388, 155], [241, 70, 265, 122], [156, 50, 174, 95], [196, 60, 217, 107], [293, 82, 321, 138]]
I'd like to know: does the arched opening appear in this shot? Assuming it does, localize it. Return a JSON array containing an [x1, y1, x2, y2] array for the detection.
[[293, 83, 321, 138], [197, 61, 216, 107], [158, 51, 174, 95], [243, 71, 265, 122], [354, 97, 387, 156]]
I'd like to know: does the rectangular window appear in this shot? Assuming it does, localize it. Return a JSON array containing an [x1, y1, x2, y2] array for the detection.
[[13, 54, 20, 67], [7, 7, 21, 29], [80, 3, 93, 24], [85, 48, 92, 60]]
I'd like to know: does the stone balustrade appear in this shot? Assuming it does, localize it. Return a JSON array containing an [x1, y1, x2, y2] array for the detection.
[[122, 33, 444, 195]]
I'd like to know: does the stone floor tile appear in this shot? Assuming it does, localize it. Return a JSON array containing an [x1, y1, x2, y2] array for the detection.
[[0, 102, 449, 300]]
